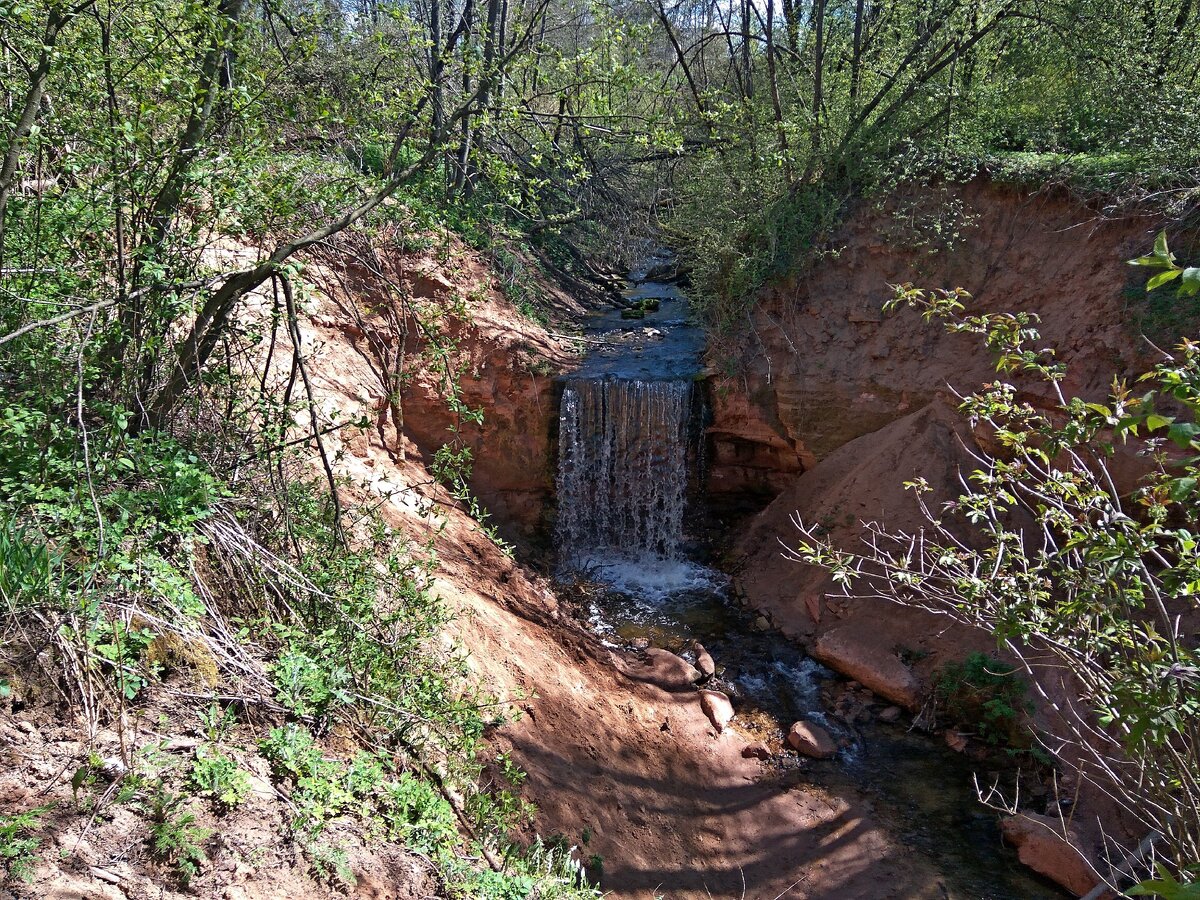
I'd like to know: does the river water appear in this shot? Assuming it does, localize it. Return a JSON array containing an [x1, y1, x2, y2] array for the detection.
[[552, 256, 1069, 899]]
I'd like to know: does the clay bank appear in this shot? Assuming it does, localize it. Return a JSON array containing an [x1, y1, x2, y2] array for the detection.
[[448, 182, 1164, 899]]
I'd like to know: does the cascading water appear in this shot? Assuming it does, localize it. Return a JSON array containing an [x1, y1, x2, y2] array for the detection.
[[556, 377, 692, 563], [555, 374, 717, 603]]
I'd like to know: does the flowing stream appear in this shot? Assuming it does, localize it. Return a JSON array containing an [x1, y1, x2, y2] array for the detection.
[[552, 255, 1069, 899]]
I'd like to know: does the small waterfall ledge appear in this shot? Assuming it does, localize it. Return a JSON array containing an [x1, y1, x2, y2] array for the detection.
[[556, 377, 693, 563]]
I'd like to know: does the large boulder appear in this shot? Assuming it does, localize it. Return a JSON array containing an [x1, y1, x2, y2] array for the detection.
[[1000, 813, 1106, 898], [811, 624, 920, 710]]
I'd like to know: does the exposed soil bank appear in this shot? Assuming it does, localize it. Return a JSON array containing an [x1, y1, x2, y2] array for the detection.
[[716, 180, 1184, 895], [706, 181, 1159, 523]]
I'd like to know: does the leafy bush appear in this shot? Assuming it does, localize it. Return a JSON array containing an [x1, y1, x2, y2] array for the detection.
[[188, 748, 252, 810]]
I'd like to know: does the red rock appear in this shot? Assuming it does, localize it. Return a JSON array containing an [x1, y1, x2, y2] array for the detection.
[[700, 690, 735, 732], [787, 721, 837, 758], [943, 730, 968, 753], [741, 742, 772, 760], [811, 625, 920, 710], [693, 643, 716, 678], [1000, 813, 1105, 897], [616, 648, 701, 692]]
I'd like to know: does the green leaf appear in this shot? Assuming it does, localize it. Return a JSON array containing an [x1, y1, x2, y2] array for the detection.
[[1130, 232, 1178, 270], [1146, 268, 1183, 291], [70, 765, 89, 799], [1146, 414, 1174, 431], [1129, 254, 1170, 268], [1127, 864, 1200, 898], [1168, 423, 1200, 448], [1154, 229, 1173, 260], [1180, 268, 1200, 297], [1169, 477, 1198, 503]]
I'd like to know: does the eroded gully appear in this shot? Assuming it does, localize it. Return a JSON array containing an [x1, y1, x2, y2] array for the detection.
[[549, 256, 1068, 900]]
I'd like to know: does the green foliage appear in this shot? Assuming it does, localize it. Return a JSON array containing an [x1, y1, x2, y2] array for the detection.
[[260, 723, 461, 850], [0, 805, 50, 884], [379, 772, 460, 852], [1130, 864, 1200, 898], [445, 836, 601, 900], [305, 840, 356, 887], [1130, 231, 1200, 297], [0, 520, 65, 609], [146, 788, 212, 887], [672, 181, 844, 337], [933, 653, 1033, 750], [188, 747, 252, 810]]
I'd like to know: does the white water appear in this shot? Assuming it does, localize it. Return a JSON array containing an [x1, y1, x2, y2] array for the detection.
[[556, 377, 695, 569]]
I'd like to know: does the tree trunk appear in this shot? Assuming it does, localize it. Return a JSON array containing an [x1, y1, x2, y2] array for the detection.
[[740, 0, 753, 98], [810, 0, 826, 157], [451, 0, 476, 195], [120, 0, 246, 410], [765, 0, 791, 180], [850, 0, 866, 106], [464, 0, 502, 197], [0, 3, 81, 264]]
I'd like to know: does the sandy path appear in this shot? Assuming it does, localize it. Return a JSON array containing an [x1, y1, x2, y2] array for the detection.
[[435, 533, 951, 900]]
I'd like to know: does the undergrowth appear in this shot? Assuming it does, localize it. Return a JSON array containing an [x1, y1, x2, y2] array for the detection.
[[0, 237, 596, 898], [931, 652, 1040, 756]]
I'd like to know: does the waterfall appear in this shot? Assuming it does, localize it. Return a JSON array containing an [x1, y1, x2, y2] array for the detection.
[[556, 377, 693, 566]]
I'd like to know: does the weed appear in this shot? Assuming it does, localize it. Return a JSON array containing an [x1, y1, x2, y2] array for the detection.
[[89, 619, 156, 700], [0, 805, 50, 884], [189, 747, 252, 810], [306, 840, 356, 887], [932, 652, 1033, 750], [146, 786, 212, 887], [198, 703, 237, 743]]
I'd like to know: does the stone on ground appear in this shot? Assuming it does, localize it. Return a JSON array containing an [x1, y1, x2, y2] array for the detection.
[[1000, 813, 1106, 897], [787, 721, 838, 758], [700, 690, 735, 732], [693, 642, 716, 678]]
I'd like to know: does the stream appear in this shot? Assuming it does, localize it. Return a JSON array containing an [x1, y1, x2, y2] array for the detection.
[[552, 253, 1069, 899]]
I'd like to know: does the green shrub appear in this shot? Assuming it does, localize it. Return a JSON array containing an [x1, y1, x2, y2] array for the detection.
[[933, 652, 1033, 749], [146, 788, 212, 887], [189, 747, 252, 810]]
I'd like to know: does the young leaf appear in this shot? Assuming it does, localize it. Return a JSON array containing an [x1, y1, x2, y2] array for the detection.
[[1181, 268, 1200, 297], [1147, 268, 1183, 291]]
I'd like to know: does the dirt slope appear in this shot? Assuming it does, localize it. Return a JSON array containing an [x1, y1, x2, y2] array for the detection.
[[706, 180, 1162, 513]]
